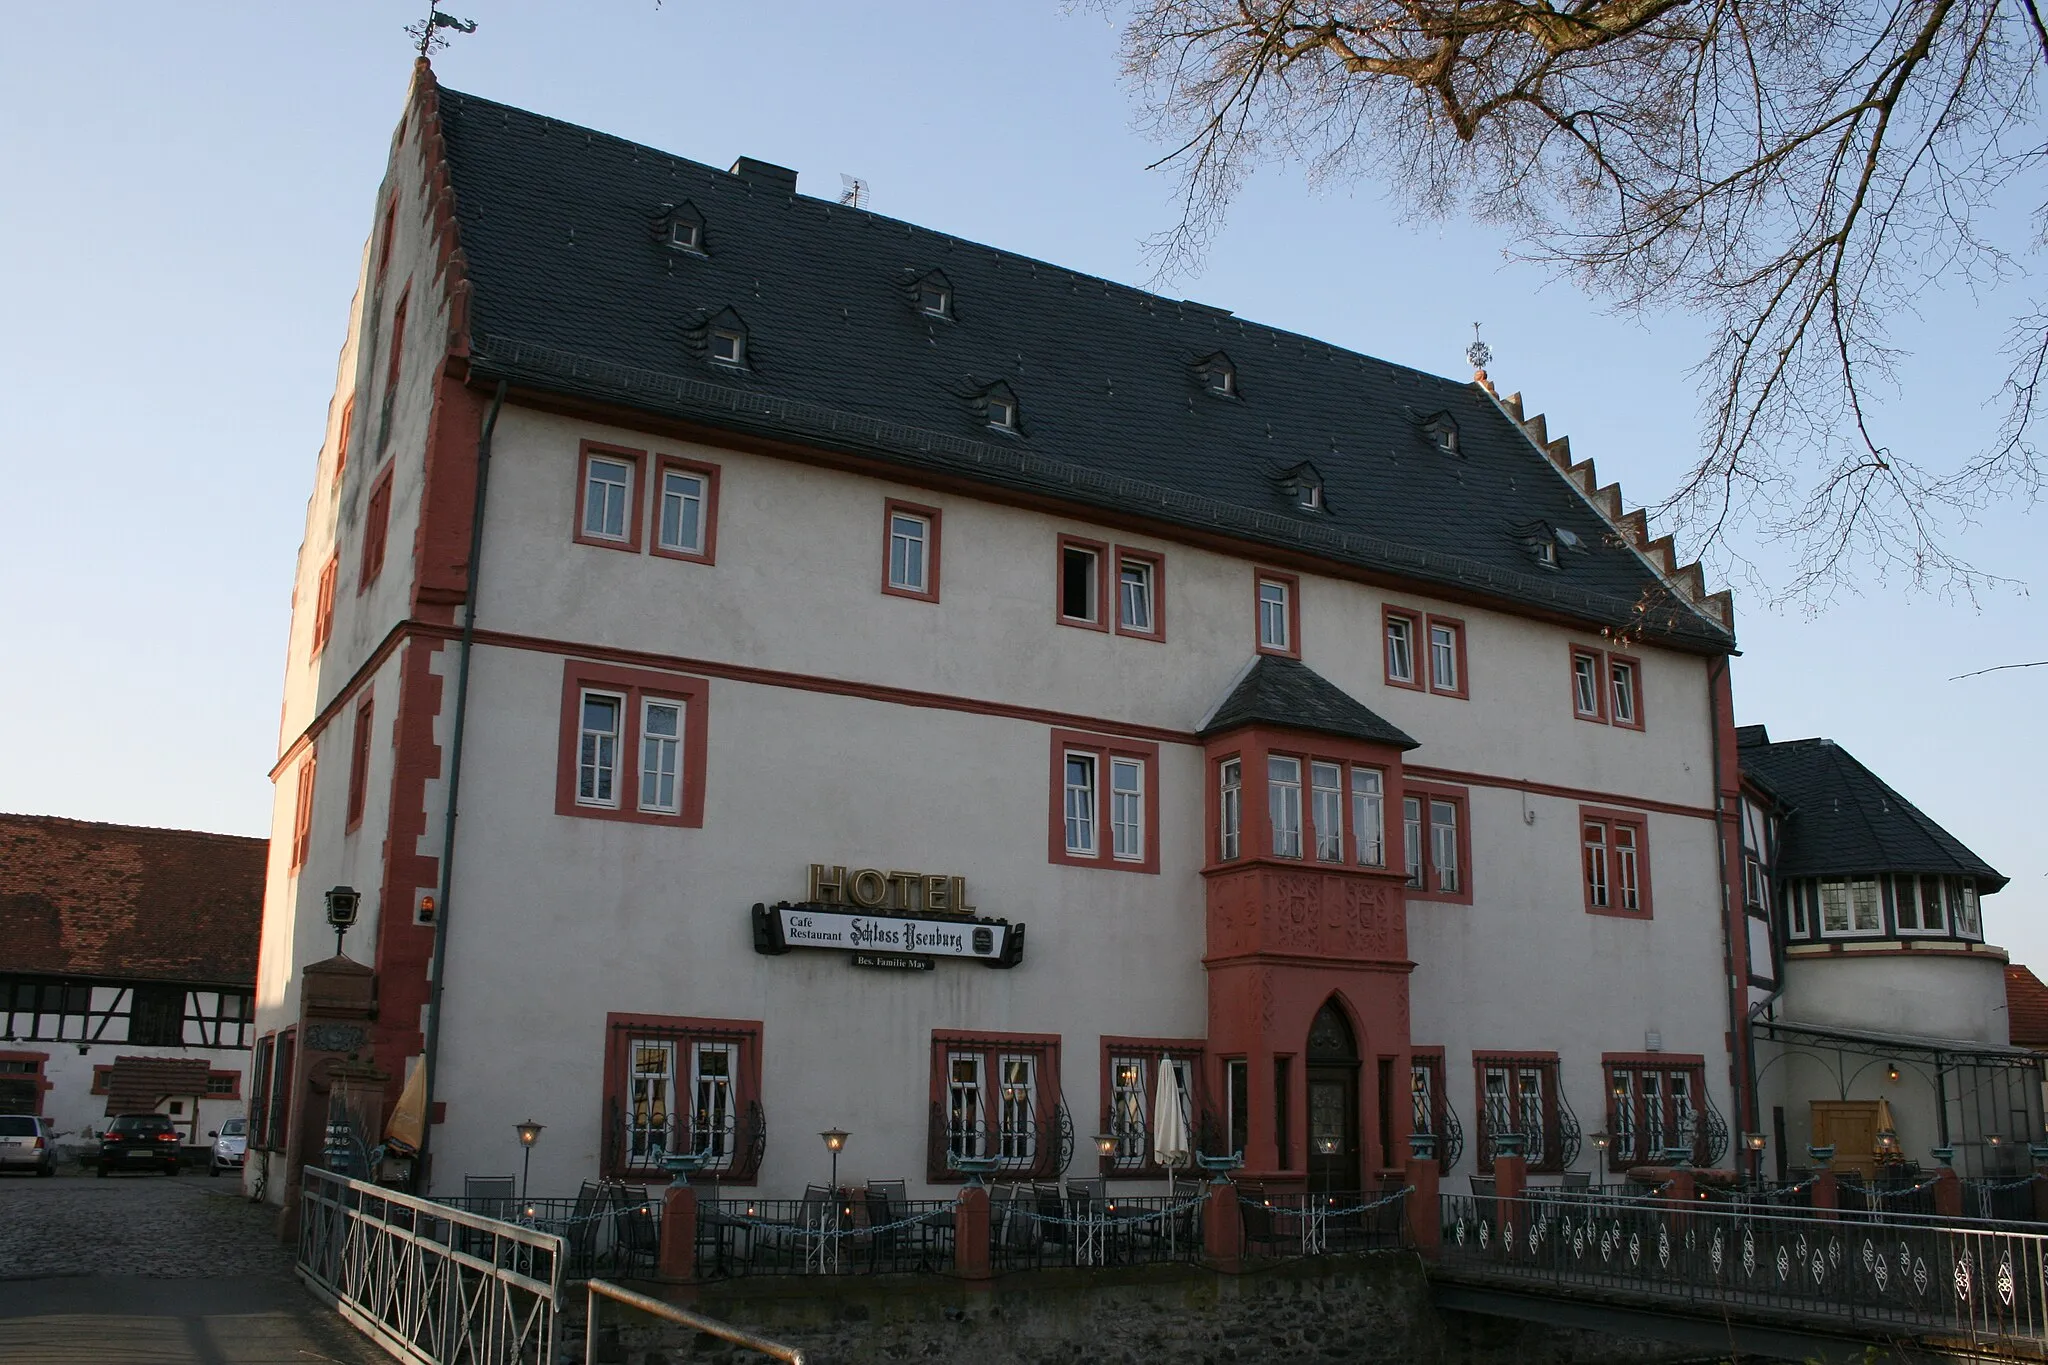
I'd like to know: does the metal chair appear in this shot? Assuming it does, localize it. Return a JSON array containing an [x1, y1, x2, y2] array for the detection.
[[1468, 1173, 1497, 1226], [611, 1184, 658, 1276], [463, 1174, 516, 1220], [1559, 1170, 1591, 1189]]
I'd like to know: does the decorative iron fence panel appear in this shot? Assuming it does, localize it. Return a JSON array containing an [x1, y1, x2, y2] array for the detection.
[[696, 1197, 958, 1277], [298, 1166, 562, 1365], [1239, 1187, 1410, 1258], [990, 1187, 1207, 1271], [1440, 1191, 2048, 1347]]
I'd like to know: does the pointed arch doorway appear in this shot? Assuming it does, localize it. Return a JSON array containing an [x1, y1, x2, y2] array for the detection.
[[1306, 999, 1361, 1193]]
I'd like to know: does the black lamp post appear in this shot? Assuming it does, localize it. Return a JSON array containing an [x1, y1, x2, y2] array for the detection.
[[325, 886, 361, 958], [820, 1128, 848, 1192], [516, 1119, 544, 1208]]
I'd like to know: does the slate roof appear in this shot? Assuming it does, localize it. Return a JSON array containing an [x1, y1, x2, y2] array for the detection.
[[0, 815, 266, 985], [2005, 966, 2048, 1051], [429, 80, 1734, 652], [1200, 656, 1419, 748], [1734, 735, 2005, 891]]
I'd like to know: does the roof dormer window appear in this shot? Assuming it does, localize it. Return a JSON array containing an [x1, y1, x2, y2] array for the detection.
[[1421, 411, 1461, 455], [709, 327, 746, 367], [987, 393, 1017, 431], [919, 279, 951, 319], [659, 201, 706, 255], [1273, 460, 1325, 513], [1299, 482, 1322, 512], [1195, 352, 1238, 398]]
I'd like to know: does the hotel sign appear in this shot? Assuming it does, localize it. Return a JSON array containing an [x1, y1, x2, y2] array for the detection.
[[751, 864, 1024, 968]]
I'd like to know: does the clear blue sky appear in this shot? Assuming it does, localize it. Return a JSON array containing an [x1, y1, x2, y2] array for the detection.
[[1, 3, 2039, 962]]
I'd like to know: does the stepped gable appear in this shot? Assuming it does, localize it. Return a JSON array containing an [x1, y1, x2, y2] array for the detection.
[[1201, 655, 1419, 749], [1736, 736, 2005, 889], [1496, 389, 1735, 636], [415, 71, 1738, 653]]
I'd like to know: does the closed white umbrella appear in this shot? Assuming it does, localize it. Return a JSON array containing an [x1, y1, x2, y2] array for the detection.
[[1151, 1056, 1191, 1171]]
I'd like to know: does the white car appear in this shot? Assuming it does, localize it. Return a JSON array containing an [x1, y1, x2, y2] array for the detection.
[[208, 1117, 248, 1177], [0, 1115, 56, 1176]]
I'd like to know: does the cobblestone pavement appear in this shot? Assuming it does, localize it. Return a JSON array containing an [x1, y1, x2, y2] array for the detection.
[[0, 1170, 387, 1364]]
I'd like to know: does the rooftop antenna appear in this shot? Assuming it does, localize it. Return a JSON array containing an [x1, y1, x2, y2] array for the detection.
[[408, 3, 478, 60], [839, 174, 870, 210], [1465, 322, 1496, 394]]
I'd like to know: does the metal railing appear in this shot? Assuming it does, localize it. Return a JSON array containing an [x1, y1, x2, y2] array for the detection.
[[1440, 1190, 2048, 1346], [584, 1279, 803, 1363], [696, 1196, 959, 1277], [990, 1186, 1207, 1271], [1240, 1187, 1411, 1258], [298, 1165, 562, 1364], [434, 1188, 661, 1281]]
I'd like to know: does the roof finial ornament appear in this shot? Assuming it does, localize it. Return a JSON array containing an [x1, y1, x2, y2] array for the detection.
[[1466, 323, 1497, 395], [408, 3, 477, 60]]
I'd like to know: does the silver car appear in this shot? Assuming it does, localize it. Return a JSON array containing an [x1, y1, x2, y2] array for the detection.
[[208, 1117, 248, 1176], [0, 1115, 55, 1176]]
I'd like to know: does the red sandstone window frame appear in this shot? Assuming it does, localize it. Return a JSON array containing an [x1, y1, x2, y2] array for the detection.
[[1424, 614, 1469, 699], [1472, 1050, 1565, 1173], [573, 441, 647, 553], [345, 694, 374, 833], [1047, 729, 1161, 874], [205, 1069, 241, 1098], [881, 499, 942, 602], [1056, 534, 1111, 631], [1567, 645, 1648, 731], [265, 1027, 296, 1154], [1382, 606, 1424, 691], [375, 199, 397, 283], [1401, 780, 1472, 906], [1253, 569, 1301, 658], [1601, 1053, 1708, 1170], [311, 554, 338, 658], [554, 660, 709, 828], [927, 1029, 1063, 1183], [1580, 805, 1652, 918], [359, 466, 394, 592], [648, 454, 721, 564], [377, 286, 409, 457], [290, 753, 317, 872], [1569, 645, 1607, 722], [1409, 1047, 1454, 1174], [0, 1050, 52, 1114], [602, 1011, 764, 1184], [249, 1034, 275, 1148], [1607, 652, 1646, 731], [333, 396, 355, 488], [1113, 547, 1166, 642], [1097, 1037, 1205, 1175]]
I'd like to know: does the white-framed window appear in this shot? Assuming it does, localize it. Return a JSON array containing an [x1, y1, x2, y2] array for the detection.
[[1268, 755, 1303, 858], [1110, 757, 1144, 862], [1386, 615, 1415, 683], [1429, 623, 1459, 691], [1958, 880, 1981, 937], [709, 328, 745, 366], [583, 456, 632, 542], [1204, 362, 1235, 396], [1064, 752, 1098, 856], [946, 1052, 986, 1159], [1614, 823, 1640, 911], [1298, 481, 1322, 511], [1118, 557, 1155, 633], [1311, 761, 1343, 862], [1818, 877, 1882, 936], [1430, 798, 1461, 893], [986, 394, 1017, 430], [690, 1041, 736, 1168], [1351, 766, 1384, 867], [628, 1038, 677, 1163], [1061, 543, 1101, 622], [1610, 660, 1638, 724], [639, 699, 683, 815], [1789, 882, 1811, 937], [1219, 758, 1242, 860], [578, 691, 623, 807], [658, 468, 707, 555], [1403, 796, 1423, 888], [996, 1053, 1038, 1166], [1584, 820, 1611, 909], [918, 280, 951, 318], [1257, 578, 1291, 651], [1573, 651, 1602, 717], [888, 512, 930, 593], [670, 218, 701, 250]]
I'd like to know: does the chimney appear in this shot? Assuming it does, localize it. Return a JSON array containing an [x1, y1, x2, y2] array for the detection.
[[729, 157, 798, 195]]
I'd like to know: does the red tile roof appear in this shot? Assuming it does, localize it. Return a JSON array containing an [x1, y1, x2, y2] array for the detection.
[[0, 814, 265, 986], [103, 1056, 214, 1117], [2005, 965, 2048, 1051]]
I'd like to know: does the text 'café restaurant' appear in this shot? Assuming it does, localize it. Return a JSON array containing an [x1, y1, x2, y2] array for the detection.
[[249, 68, 1754, 1209]]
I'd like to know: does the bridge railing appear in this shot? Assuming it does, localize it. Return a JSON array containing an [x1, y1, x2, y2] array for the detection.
[[1440, 1190, 2048, 1346]]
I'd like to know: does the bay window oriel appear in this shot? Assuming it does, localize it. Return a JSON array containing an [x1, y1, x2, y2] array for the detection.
[[1205, 736, 1410, 877]]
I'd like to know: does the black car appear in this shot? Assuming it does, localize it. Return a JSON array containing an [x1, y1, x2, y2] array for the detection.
[[98, 1113, 182, 1175]]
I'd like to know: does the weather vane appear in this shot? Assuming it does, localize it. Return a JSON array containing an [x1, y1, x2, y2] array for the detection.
[[1465, 322, 1493, 373], [408, 3, 478, 59]]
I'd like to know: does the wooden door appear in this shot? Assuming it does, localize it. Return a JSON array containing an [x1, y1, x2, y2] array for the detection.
[[1810, 1100, 1882, 1180], [1306, 1000, 1362, 1193]]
